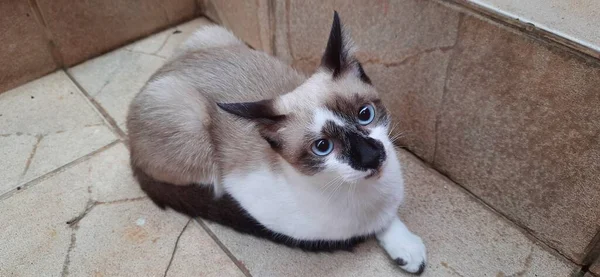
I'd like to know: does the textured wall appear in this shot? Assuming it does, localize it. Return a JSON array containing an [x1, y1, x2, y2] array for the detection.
[[0, 0, 58, 94], [1, 0, 198, 93]]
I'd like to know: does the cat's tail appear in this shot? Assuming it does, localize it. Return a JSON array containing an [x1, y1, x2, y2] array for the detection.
[[131, 164, 213, 217], [131, 164, 250, 223], [173, 25, 245, 57]]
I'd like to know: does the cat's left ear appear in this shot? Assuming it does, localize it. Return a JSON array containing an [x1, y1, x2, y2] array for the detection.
[[320, 11, 371, 84], [217, 100, 286, 148]]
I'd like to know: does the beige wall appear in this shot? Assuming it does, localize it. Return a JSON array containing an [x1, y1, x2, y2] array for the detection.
[[0, 0, 198, 94]]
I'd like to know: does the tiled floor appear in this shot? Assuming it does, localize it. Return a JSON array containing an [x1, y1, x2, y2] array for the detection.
[[0, 17, 581, 276]]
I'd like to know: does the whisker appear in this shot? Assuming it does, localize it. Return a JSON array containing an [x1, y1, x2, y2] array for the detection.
[[322, 175, 343, 195], [326, 178, 345, 203], [390, 130, 412, 144], [388, 122, 399, 136], [320, 176, 342, 194]]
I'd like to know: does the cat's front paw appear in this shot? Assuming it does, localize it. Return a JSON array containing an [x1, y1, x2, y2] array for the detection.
[[381, 231, 426, 274], [376, 218, 427, 275]]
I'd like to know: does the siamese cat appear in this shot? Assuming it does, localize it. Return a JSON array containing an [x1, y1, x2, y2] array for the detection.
[[127, 12, 426, 274]]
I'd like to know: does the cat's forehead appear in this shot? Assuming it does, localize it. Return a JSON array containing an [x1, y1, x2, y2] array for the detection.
[[311, 108, 345, 133], [324, 93, 378, 117]]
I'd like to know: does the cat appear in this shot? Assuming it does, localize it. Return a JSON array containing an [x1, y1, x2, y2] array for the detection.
[[126, 12, 427, 274]]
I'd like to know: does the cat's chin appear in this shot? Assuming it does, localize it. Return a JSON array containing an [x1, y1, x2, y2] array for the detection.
[[365, 162, 387, 180]]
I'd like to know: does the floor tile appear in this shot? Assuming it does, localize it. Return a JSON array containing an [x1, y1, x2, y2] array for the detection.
[[80, 142, 145, 203], [203, 222, 392, 277], [0, 142, 236, 276], [67, 50, 135, 98], [21, 125, 116, 184], [0, 152, 93, 276], [397, 150, 576, 276], [204, 149, 576, 276], [68, 49, 165, 127], [0, 142, 145, 276], [166, 221, 245, 277], [0, 134, 38, 191], [125, 28, 174, 55], [67, 200, 189, 276], [127, 18, 213, 58], [69, 18, 213, 132], [156, 18, 214, 58], [0, 71, 117, 193]]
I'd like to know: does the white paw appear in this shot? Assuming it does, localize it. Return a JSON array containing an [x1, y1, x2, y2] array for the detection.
[[377, 219, 427, 275]]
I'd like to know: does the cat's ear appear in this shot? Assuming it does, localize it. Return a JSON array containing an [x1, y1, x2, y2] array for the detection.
[[217, 100, 286, 148], [320, 11, 371, 84], [217, 100, 285, 123]]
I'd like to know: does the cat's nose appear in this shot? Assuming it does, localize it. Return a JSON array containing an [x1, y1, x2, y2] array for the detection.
[[357, 137, 386, 170]]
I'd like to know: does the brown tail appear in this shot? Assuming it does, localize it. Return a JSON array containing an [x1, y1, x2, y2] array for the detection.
[[132, 165, 240, 219]]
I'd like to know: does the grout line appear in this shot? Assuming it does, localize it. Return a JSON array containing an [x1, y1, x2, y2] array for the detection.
[[18, 134, 43, 182], [153, 30, 175, 56], [96, 196, 148, 206], [582, 230, 600, 269], [0, 140, 120, 202], [195, 219, 253, 277], [122, 48, 167, 59], [66, 200, 97, 227], [63, 70, 126, 139], [62, 190, 95, 276], [60, 230, 77, 277], [399, 148, 581, 267], [163, 219, 192, 277]]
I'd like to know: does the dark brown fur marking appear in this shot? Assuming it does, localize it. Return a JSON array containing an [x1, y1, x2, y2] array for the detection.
[[132, 165, 372, 252], [325, 95, 389, 126]]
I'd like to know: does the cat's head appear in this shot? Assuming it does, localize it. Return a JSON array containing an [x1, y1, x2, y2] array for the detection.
[[218, 12, 395, 183]]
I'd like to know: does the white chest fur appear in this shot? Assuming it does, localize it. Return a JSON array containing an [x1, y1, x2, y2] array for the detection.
[[223, 149, 404, 241]]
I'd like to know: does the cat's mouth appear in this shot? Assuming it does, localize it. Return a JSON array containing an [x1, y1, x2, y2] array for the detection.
[[364, 155, 387, 180], [365, 168, 382, 179]]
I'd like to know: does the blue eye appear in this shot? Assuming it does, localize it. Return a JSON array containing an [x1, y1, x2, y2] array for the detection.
[[312, 139, 334, 156], [357, 104, 375, 125]]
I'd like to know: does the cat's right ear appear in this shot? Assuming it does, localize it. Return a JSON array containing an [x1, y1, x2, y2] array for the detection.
[[217, 100, 285, 124], [320, 11, 371, 84], [217, 100, 286, 148]]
